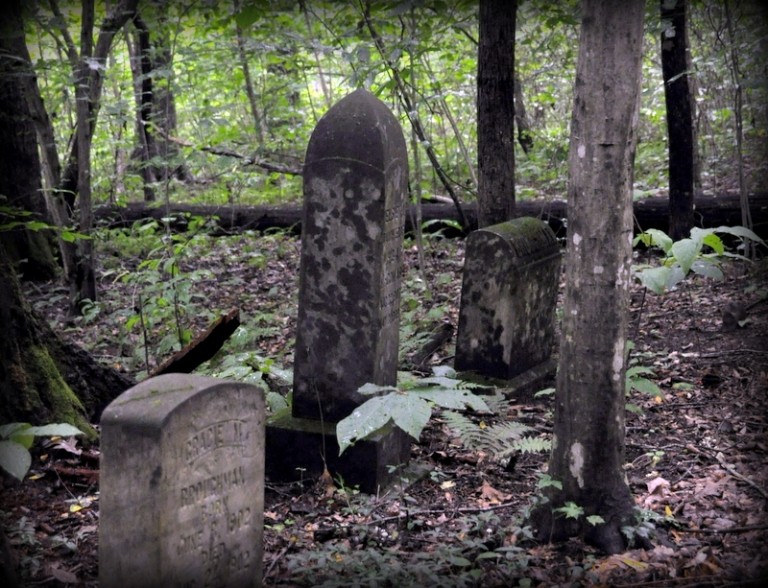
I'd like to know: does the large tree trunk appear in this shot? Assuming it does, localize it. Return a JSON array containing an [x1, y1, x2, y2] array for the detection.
[[0, 1, 58, 282], [476, 0, 516, 227], [0, 241, 134, 428], [529, 0, 647, 555], [661, 0, 697, 240]]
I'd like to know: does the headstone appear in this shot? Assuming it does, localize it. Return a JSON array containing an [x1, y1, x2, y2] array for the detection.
[[100, 374, 265, 588], [266, 88, 411, 493], [455, 217, 561, 381]]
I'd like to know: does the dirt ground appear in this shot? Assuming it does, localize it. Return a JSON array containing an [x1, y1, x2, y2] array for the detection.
[[2, 233, 767, 587]]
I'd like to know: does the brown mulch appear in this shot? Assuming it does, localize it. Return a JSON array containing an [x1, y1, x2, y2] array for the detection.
[[2, 232, 767, 586]]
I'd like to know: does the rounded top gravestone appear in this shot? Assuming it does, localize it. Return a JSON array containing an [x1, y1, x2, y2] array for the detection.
[[293, 88, 408, 423]]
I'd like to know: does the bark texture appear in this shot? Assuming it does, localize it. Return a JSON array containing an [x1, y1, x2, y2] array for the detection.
[[0, 242, 135, 428], [530, 0, 648, 555], [0, 2, 58, 282], [476, 0, 516, 227], [661, 0, 696, 240]]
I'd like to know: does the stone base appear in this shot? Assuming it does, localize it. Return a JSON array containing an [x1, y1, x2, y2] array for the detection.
[[265, 413, 411, 494], [458, 357, 558, 401]]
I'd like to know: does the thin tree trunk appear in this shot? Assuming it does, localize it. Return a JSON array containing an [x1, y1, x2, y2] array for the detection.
[[514, 74, 534, 154], [129, 14, 159, 201], [529, 0, 647, 555], [71, 0, 98, 313], [233, 0, 267, 146], [723, 0, 752, 256], [661, 0, 696, 241], [361, 0, 469, 231], [477, 0, 516, 227]]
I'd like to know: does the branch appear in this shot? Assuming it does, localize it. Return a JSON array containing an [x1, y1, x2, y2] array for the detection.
[[159, 130, 302, 176], [360, 1, 469, 231]]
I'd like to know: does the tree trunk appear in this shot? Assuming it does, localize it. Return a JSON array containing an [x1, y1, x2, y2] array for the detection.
[[69, 0, 98, 314], [477, 0, 516, 227], [661, 0, 696, 240], [514, 74, 534, 154], [0, 4, 58, 282], [0, 241, 134, 428], [1, 5, 77, 282], [529, 0, 647, 555]]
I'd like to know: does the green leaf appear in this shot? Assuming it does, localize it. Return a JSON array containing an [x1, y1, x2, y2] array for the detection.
[[0, 440, 32, 481], [336, 396, 394, 455], [625, 402, 644, 414], [587, 515, 605, 526], [555, 502, 584, 519], [626, 366, 654, 378], [0, 422, 31, 439], [358, 383, 398, 396], [636, 266, 671, 294], [536, 474, 562, 490], [713, 225, 766, 247], [634, 229, 673, 254], [671, 238, 700, 275], [412, 388, 490, 412], [690, 259, 724, 280], [629, 378, 663, 398], [26, 424, 85, 438], [701, 232, 724, 255], [386, 393, 432, 440]]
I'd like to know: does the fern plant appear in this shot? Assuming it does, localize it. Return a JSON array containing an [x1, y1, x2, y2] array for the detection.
[[441, 411, 550, 463]]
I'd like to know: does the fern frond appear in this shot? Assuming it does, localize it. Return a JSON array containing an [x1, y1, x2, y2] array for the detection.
[[511, 436, 551, 454], [442, 411, 547, 461]]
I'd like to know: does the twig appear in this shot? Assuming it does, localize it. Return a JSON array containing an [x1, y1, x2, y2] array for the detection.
[[158, 130, 302, 176], [676, 523, 768, 534]]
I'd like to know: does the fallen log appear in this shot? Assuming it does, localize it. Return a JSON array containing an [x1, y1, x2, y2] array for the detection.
[[150, 308, 240, 377], [94, 192, 768, 239]]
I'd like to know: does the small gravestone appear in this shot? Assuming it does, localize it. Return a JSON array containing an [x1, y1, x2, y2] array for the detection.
[[100, 374, 265, 588], [455, 217, 561, 383], [266, 88, 410, 493]]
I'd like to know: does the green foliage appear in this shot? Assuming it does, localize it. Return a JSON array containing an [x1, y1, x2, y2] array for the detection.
[[336, 366, 487, 455], [108, 218, 218, 373], [0, 423, 85, 482], [633, 226, 765, 295], [442, 411, 550, 463]]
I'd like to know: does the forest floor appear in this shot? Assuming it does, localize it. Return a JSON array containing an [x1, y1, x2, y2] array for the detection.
[[2, 229, 768, 587]]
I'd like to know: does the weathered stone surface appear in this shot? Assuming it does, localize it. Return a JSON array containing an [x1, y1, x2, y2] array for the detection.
[[292, 88, 408, 422], [265, 88, 410, 493], [455, 217, 561, 380], [100, 374, 265, 588]]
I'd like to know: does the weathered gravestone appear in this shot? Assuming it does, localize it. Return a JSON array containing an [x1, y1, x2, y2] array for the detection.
[[100, 374, 265, 588], [266, 88, 410, 493], [455, 217, 561, 383]]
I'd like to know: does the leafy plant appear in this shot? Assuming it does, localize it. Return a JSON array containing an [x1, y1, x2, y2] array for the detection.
[[0, 423, 85, 481], [336, 366, 488, 455], [633, 226, 765, 295], [442, 411, 550, 463]]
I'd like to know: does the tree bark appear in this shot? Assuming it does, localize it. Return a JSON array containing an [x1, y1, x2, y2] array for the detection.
[[529, 0, 648, 555], [477, 0, 516, 227], [514, 75, 534, 154], [661, 0, 696, 240], [0, 241, 134, 428], [70, 0, 98, 314], [0, 3, 58, 282]]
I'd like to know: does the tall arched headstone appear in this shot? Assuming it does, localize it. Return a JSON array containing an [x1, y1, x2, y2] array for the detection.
[[266, 88, 410, 492], [100, 374, 265, 588]]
